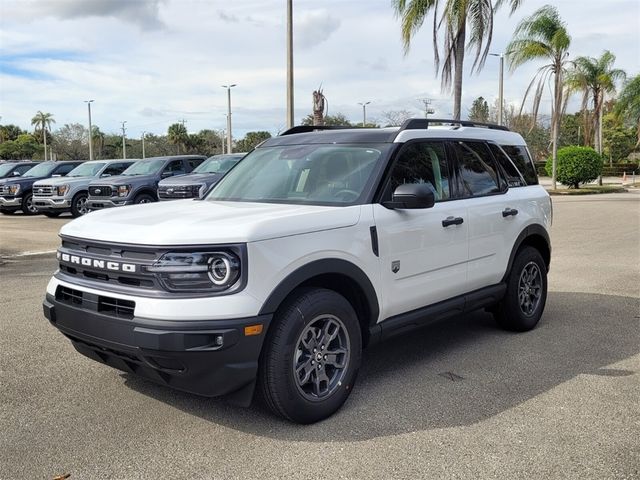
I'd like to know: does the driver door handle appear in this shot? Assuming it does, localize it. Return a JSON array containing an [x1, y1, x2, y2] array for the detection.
[[502, 208, 519, 217], [442, 216, 464, 227]]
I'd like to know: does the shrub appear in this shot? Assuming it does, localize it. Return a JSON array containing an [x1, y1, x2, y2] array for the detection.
[[545, 146, 603, 188]]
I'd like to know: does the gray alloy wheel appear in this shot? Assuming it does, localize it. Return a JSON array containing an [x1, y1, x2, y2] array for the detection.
[[75, 195, 89, 215], [518, 261, 543, 316], [22, 193, 38, 215], [293, 314, 351, 401]]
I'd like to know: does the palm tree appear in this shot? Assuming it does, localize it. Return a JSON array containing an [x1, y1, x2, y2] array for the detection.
[[506, 5, 571, 190], [31, 111, 55, 160], [91, 126, 106, 159], [393, 0, 523, 120], [613, 74, 640, 148], [568, 51, 626, 153], [167, 123, 188, 154]]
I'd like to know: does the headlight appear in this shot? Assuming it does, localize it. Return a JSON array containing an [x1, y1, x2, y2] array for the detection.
[[146, 251, 241, 292], [117, 185, 130, 197], [195, 184, 206, 197], [57, 185, 69, 196], [8, 184, 20, 195]]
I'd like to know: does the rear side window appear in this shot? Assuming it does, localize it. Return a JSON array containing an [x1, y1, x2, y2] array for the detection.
[[54, 163, 78, 176], [488, 144, 526, 187], [187, 158, 204, 171], [164, 160, 185, 175], [500, 145, 539, 185], [451, 141, 505, 197]]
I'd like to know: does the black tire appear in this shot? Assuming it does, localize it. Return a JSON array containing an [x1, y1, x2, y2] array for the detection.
[[0, 208, 15, 215], [258, 288, 362, 424], [21, 193, 38, 215], [494, 246, 548, 332], [70, 192, 89, 217], [43, 211, 61, 218], [133, 193, 155, 204]]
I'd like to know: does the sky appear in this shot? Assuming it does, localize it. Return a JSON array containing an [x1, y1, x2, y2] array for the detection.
[[0, 0, 638, 140]]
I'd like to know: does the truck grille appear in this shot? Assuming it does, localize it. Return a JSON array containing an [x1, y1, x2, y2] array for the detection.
[[33, 185, 54, 197], [89, 185, 113, 197], [55, 285, 135, 319], [158, 185, 200, 199], [0, 185, 9, 195]]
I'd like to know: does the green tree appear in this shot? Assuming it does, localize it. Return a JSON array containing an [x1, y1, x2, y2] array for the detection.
[[53, 123, 89, 160], [235, 131, 272, 152], [91, 126, 105, 159], [506, 5, 571, 190], [545, 146, 602, 188], [393, 0, 522, 120], [0, 134, 41, 160], [301, 113, 353, 126], [167, 123, 188, 154], [468, 96, 489, 122], [602, 113, 636, 163], [0, 124, 25, 143], [559, 112, 582, 148], [31, 111, 55, 160], [567, 50, 626, 153], [614, 74, 640, 147]]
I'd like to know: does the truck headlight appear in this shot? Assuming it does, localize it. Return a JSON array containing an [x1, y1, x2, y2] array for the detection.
[[146, 251, 241, 292], [57, 185, 69, 196], [117, 185, 130, 197], [8, 184, 20, 195]]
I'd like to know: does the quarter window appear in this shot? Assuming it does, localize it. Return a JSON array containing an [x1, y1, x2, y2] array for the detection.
[[452, 142, 503, 197], [488, 144, 526, 187], [500, 145, 539, 185], [385, 142, 450, 201]]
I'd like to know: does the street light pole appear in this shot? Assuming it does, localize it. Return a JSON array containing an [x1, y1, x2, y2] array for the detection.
[[141, 131, 146, 159], [222, 84, 236, 153], [490, 53, 504, 125], [85, 100, 94, 160], [358, 101, 371, 127], [121, 121, 127, 159], [286, 0, 294, 129]]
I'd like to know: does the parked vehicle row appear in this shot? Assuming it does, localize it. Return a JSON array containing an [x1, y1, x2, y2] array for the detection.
[[0, 154, 245, 217]]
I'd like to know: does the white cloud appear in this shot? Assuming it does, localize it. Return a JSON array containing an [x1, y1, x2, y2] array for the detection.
[[296, 10, 341, 49]]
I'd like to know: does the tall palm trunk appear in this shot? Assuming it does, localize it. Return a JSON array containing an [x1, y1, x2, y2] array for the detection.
[[43, 128, 48, 161], [551, 65, 563, 190], [453, 22, 466, 120]]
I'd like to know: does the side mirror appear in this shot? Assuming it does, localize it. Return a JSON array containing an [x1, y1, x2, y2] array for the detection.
[[12, 171, 21, 177], [51, 174, 62, 177], [101, 173, 111, 177], [161, 171, 173, 178], [383, 183, 435, 209]]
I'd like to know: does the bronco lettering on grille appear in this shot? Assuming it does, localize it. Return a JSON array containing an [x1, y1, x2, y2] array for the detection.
[[57, 252, 137, 273]]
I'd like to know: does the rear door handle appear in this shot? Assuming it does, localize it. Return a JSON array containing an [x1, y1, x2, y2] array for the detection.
[[442, 216, 464, 227], [502, 208, 519, 217]]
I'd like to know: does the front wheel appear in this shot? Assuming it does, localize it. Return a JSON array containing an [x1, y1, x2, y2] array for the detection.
[[133, 193, 155, 204], [70, 192, 89, 217], [258, 288, 362, 424], [21, 193, 38, 215], [494, 246, 548, 332]]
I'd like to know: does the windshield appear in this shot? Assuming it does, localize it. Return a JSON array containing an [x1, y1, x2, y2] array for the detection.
[[0, 163, 17, 177], [207, 144, 388, 205], [194, 155, 242, 174], [67, 162, 106, 177], [22, 162, 55, 177], [121, 159, 165, 176]]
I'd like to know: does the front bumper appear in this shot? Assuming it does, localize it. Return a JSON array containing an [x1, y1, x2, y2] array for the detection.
[[87, 198, 132, 209], [0, 196, 22, 208], [43, 293, 272, 398], [33, 197, 71, 211]]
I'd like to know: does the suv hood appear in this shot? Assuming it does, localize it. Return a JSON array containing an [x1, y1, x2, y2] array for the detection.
[[61, 200, 362, 244], [159, 173, 222, 186]]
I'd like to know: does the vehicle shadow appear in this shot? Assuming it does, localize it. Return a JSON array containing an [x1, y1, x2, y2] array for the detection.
[[121, 291, 639, 441]]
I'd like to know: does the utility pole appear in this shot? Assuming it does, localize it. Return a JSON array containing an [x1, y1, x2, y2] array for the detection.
[[222, 85, 236, 153], [286, 0, 294, 128], [420, 98, 435, 118], [141, 131, 146, 159], [85, 100, 94, 160], [490, 53, 504, 125], [358, 101, 371, 127], [121, 121, 127, 159]]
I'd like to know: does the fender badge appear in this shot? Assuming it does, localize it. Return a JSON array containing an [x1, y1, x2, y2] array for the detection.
[[391, 261, 400, 274]]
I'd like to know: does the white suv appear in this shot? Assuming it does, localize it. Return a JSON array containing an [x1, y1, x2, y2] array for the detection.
[[43, 119, 551, 424]]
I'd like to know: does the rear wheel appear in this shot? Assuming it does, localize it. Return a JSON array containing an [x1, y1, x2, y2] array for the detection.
[[494, 246, 547, 332], [133, 193, 155, 204], [259, 288, 362, 424], [70, 192, 89, 217], [21, 193, 38, 215]]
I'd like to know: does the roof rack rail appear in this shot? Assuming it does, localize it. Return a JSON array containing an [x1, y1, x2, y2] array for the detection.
[[399, 118, 510, 132], [280, 125, 357, 136]]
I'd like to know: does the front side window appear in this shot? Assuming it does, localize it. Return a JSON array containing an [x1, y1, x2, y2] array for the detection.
[[121, 159, 165, 176], [452, 141, 504, 197], [384, 142, 450, 201], [164, 160, 185, 175], [54, 163, 79, 176], [187, 158, 204, 170], [0, 163, 17, 177], [67, 162, 106, 177], [102, 163, 130, 176], [208, 144, 389, 205]]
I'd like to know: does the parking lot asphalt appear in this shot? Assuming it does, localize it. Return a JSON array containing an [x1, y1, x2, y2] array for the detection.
[[0, 193, 638, 480]]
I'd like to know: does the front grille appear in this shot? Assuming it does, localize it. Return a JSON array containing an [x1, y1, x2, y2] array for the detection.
[[89, 185, 113, 197], [55, 285, 136, 320], [33, 185, 54, 197], [158, 185, 199, 199], [0, 185, 9, 195]]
